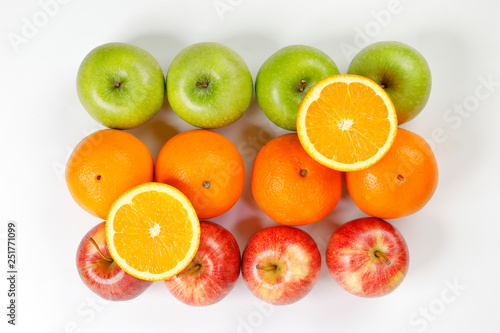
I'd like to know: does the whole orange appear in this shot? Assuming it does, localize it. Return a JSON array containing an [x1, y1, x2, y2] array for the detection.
[[66, 129, 154, 219], [345, 128, 438, 219], [252, 133, 342, 226], [155, 130, 245, 219]]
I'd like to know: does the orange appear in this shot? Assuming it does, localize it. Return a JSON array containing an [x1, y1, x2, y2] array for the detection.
[[252, 133, 342, 225], [106, 182, 200, 281], [155, 129, 245, 219], [345, 128, 438, 219], [66, 129, 154, 219], [297, 74, 398, 171]]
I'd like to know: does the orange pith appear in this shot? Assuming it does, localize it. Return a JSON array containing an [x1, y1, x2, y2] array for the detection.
[[297, 74, 398, 171]]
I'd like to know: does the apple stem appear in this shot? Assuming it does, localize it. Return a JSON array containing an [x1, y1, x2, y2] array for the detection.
[[374, 251, 391, 265], [256, 264, 277, 271], [379, 84, 386, 89], [299, 79, 306, 92], [196, 81, 208, 88], [113, 81, 121, 88], [176, 263, 201, 277], [88, 237, 113, 262]]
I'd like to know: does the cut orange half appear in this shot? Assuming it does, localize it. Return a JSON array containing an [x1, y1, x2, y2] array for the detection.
[[297, 74, 398, 171], [106, 182, 200, 281]]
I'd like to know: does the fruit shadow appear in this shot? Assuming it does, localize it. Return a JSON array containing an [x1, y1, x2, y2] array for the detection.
[[232, 215, 268, 248], [299, 182, 364, 280], [125, 33, 188, 160], [127, 94, 179, 163], [302, 211, 345, 255], [214, 33, 284, 138], [340, 172, 351, 201], [234, 122, 290, 209], [207, 96, 262, 144]]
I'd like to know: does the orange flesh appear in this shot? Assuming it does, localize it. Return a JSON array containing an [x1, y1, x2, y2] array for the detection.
[[111, 190, 194, 274], [304, 82, 392, 164]]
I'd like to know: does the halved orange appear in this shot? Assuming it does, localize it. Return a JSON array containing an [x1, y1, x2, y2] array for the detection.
[[297, 74, 398, 171], [105, 182, 200, 281]]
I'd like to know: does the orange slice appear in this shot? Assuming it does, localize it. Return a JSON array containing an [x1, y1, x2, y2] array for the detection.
[[106, 182, 200, 281], [297, 74, 398, 171]]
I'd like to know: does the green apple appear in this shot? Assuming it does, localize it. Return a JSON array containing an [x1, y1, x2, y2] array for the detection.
[[77, 42, 165, 129], [166, 42, 253, 128], [347, 41, 431, 124], [255, 45, 340, 131]]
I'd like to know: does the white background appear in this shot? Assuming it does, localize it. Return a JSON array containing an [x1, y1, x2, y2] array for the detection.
[[1, 0, 499, 332]]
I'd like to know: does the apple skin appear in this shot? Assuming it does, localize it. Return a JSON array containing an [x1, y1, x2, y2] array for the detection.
[[255, 45, 340, 131], [164, 221, 241, 306], [166, 42, 253, 128], [241, 226, 321, 305], [347, 41, 431, 124], [326, 217, 409, 297], [77, 42, 165, 129], [76, 222, 152, 301]]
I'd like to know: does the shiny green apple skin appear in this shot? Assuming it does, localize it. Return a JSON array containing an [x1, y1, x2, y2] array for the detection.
[[166, 42, 253, 129], [77, 42, 165, 130], [255, 45, 340, 131]]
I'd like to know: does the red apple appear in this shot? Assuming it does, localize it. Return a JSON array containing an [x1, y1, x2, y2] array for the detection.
[[76, 222, 152, 301], [241, 226, 321, 305], [164, 221, 241, 306], [326, 217, 409, 297]]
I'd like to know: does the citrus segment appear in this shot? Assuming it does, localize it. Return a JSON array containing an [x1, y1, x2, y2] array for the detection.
[[297, 74, 398, 171], [106, 182, 200, 281]]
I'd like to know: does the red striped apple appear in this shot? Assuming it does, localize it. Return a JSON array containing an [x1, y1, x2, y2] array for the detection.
[[242, 226, 321, 305], [76, 222, 152, 301], [164, 221, 241, 306], [326, 217, 409, 297]]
